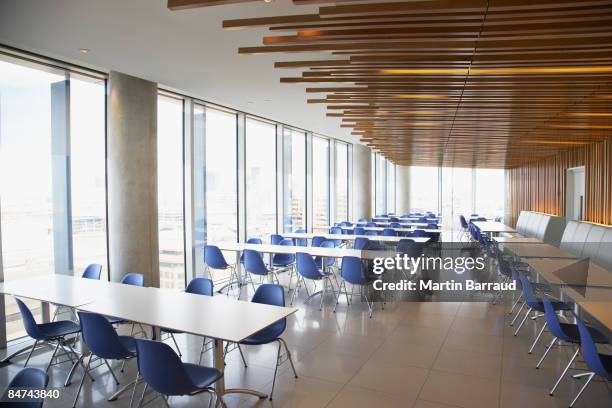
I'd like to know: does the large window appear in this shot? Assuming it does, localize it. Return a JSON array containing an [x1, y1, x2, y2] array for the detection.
[[475, 169, 505, 218], [374, 153, 387, 215], [386, 160, 396, 214], [283, 128, 306, 232], [335, 142, 349, 222], [312, 136, 330, 230], [246, 118, 277, 239], [410, 166, 439, 213], [442, 167, 473, 229], [70, 74, 107, 277], [157, 95, 185, 289]]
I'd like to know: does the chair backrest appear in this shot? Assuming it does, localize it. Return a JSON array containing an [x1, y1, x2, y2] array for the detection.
[[389, 217, 399, 222], [296, 253, 323, 280], [251, 284, 287, 336], [312, 236, 326, 247], [518, 273, 539, 309], [273, 239, 295, 265], [121, 273, 144, 286], [366, 222, 377, 227], [14, 298, 42, 339], [358, 217, 367, 222], [476, 217, 487, 222], [135, 339, 196, 396], [353, 227, 365, 235], [315, 240, 336, 267], [329, 226, 342, 235], [542, 298, 572, 342], [340, 256, 365, 284], [78, 311, 132, 359], [354, 237, 369, 250], [185, 278, 213, 296], [397, 239, 421, 257], [389, 222, 401, 228], [204, 245, 229, 270], [244, 249, 269, 276], [383, 228, 396, 237], [412, 229, 428, 237], [6, 368, 48, 408], [427, 223, 438, 229], [364, 230, 378, 236], [270, 234, 284, 245], [82, 264, 102, 280], [577, 318, 612, 379], [292, 229, 308, 246], [293, 228, 305, 233], [247, 237, 263, 245]]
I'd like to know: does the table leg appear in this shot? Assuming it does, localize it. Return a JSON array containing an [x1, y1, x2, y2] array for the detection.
[[214, 338, 267, 399]]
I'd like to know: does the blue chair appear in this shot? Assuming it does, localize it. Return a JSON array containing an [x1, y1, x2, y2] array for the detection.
[[292, 229, 308, 247], [364, 230, 378, 236], [5, 368, 48, 408], [354, 237, 369, 250], [14, 297, 81, 373], [382, 228, 396, 237], [291, 253, 337, 310], [412, 229, 428, 238], [270, 234, 283, 245], [357, 217, 367, 222], [204, 245, 237, 295], [365, 222, 377, 227], [567, 318, 612, 406], [334, 256, 375, 317], [315, 240, 337, 271], [239, 238, 263, 264], [272, 239, 295, 270], [238, 284, 297, 400], [162, 278, 214, 360], [106, 273, 145, 330], [540, 298, 608, 397], [329, 226, 344, 247], [82, 264, 102, 280], [311, 236, 326, 247], [389, 222, 401, 228], [135, 339, 224, 407], [71, 311, 138, 407], [389, 217, 400, 223], [244, 249, 275, 291], [353, 227, 365, 235], [397, 239, 420, 257]]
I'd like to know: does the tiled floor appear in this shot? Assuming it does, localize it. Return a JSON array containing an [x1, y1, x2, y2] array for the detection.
[[1, 278, 611, 407]]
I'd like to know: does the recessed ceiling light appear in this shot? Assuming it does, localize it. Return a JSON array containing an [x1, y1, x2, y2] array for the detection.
[[79, 48, 90, 54], [264, 0, 273, 3]]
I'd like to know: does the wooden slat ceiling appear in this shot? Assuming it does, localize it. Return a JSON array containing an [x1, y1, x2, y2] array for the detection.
[[187, 0, 612, 168]]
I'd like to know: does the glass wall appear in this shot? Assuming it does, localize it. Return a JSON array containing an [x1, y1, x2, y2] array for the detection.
[[442, 167, 474, 229], [246, 118, 277, 239], [157, 95, 185, 289], [312, 136, 330, 230], [386, 160, 396, 214], [283, 128, 306, 232], [409, 166, 439, 213], [475, 169, 505, 219], [335, 142, 349, 222], [70, 74, 107, 277]]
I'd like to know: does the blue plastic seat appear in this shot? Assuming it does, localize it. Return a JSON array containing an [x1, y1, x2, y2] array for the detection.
[[566, 319, 612, 406], [270, 234, 284, 245], [315, 240, 336, 270], [365, 222, 377, 227], [135, 339, 224, 406], [4, 367, 49, 408], [244, 249, 276, 290], [334, 256, 375, 317], [82, 264, 102, 280], [71, 311, 137, 406], [364, 230, 378, 236], [353, 227, 365, 235], [311, 236, 326, 247], [354, 237, 369, 250], [382, 228, 396, 237], [412, 229, 428, 237], [239, 238, 263, 264], [14, 297, 81, 373], [329, 226, 344, 246], [292, 229, 308, 246], [106, 273, 144, 326], [204, 245, 238, 296], [237, 284, 297, 400], [291, 253, 336, 310], [272, 239, 296, 268], [397, 239, 420, 256]]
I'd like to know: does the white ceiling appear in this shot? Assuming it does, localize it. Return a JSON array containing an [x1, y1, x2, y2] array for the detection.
[[0, 0, 357, 143]]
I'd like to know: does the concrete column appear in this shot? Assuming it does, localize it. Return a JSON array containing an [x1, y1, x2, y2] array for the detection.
[[107, 71, 159, 287], [352, 144, 372, 219], [396, 165, 411, 215]]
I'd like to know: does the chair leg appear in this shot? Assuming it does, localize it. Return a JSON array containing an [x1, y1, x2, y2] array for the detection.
[[510, 301, 525, 326], [280, 338, 298, 379], [528, 321, 547, 354], [199, 338, 207, 365], [319, 279, 327, 311], [237, 344, 248, 368], [128, 371, 140, 408], [211, 388, 227, 408], [514, 307, 532, 336], [509, 293, 522, 315], [73, 354, 93, 408], [23, 340, 39, 367], [536, 337, 557, 369], [569, 372, 596, 407], [104, 359, 121, 385], [46, 340, 61, 373], [550, 347, 580, 395], [169, 333, 182, 357], [137, 383, 148, 408], [269, 340, 282, 400]]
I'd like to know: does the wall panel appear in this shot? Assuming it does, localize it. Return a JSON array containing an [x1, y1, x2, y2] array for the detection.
[[508, 139, 612, 227]]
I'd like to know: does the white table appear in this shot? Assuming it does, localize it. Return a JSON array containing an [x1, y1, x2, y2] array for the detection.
[[493, 236, 545, 244], [283, 232, 430, 244], [472, 221, 517, 234], [335, 226, 442, 234], [78, 288, 297, 398]]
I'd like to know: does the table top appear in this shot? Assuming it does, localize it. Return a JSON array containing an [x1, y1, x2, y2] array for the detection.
[[525, 258, 612, 331], [282, 232, 430, 243], [334, 226, 442, 233], [493, 236, 545, 244], [79, 288, 297, 343], [0, 274, 146, 308], [472, 221, 517, 233], [504, 242, 578, 259], [212, 241, 393, 260]]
